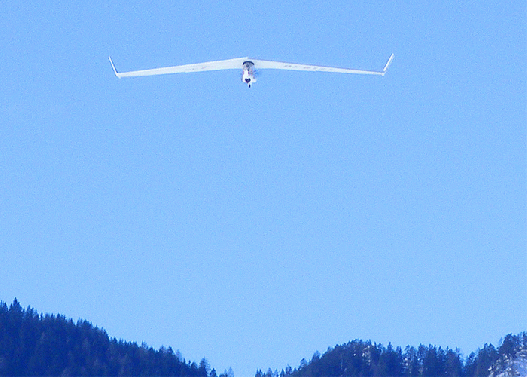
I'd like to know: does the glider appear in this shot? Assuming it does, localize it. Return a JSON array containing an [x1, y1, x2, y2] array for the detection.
[[109, 54, 394, 88]]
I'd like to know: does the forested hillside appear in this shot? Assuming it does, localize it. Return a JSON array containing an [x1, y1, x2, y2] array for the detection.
[[1, 299, 525, 376], [0, 299, 215, 376], [256, 333, 527, 377]]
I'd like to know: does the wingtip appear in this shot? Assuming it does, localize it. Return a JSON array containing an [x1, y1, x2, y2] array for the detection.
[[108, 56, 120, 77], [383, 53, 394, 74]]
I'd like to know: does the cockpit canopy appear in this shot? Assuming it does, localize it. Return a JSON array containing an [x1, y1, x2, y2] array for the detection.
[[242, 61, 255, 70]]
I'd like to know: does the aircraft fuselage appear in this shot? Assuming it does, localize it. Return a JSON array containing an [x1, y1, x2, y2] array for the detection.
[[242, 61, 256, 87]]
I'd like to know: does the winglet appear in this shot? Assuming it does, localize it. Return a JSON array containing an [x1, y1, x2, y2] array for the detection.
[[382, 54, 394, 75], [108, 56, 120, 78]]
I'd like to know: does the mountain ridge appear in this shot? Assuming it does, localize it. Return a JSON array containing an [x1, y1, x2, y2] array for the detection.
[[1, 299, 524, 377]]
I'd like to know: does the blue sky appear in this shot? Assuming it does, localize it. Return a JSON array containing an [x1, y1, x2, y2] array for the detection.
[[1, 1, 526, 375]]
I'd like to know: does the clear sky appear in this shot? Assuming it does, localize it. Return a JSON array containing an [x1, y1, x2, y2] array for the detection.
[[1, 1, 526, 376]]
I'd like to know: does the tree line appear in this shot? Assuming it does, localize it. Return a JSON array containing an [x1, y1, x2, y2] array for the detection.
[[1, 299, 524, 376], [0, 299, 226, 376], [256, 333, 527, 377]]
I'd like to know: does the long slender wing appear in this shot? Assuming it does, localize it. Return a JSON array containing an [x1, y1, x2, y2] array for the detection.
[[109, 57, 248, 78], [251, 54, 394, 76]]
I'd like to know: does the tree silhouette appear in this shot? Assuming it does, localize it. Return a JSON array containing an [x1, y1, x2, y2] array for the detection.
[[0, 299, 208, 376]]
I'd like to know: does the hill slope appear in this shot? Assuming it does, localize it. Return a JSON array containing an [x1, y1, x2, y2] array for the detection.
[[0, 299, 211, 376], [1, 299, 524, 377], [490, 344, 527, 377], [257, 333, 527, 377]]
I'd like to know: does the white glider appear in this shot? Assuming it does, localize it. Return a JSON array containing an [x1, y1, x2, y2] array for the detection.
[[109, 54, 394, 88]]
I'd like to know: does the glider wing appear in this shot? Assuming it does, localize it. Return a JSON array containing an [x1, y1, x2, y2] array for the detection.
[[109, 57, 248, 78], [252, 54, 394, 76]]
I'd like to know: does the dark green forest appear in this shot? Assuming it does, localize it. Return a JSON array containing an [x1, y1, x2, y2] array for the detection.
[[0, 299, 218, 376], [257, 334, 527, 377], [1, 299, 525, 376]]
